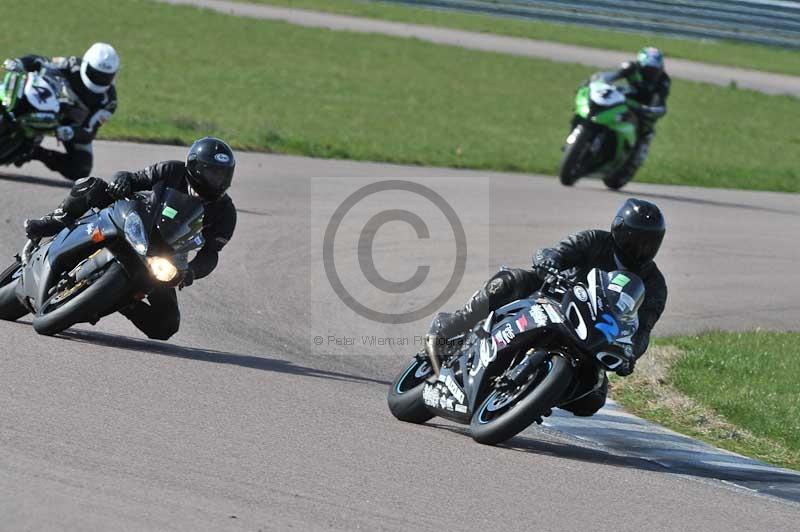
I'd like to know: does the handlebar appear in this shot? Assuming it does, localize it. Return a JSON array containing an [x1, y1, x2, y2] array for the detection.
[[533, 265, 574, 293]]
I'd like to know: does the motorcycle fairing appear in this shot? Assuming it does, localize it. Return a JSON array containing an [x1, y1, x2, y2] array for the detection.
[[155, 188, 205, 252], [23, 74, 59, 113], [424, 296, 565, 419], [20, 209, 120, 310], [573, 80, 638, 174]]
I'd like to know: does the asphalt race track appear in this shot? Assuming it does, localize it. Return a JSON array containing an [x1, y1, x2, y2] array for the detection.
[[1, 140, 799, 531]]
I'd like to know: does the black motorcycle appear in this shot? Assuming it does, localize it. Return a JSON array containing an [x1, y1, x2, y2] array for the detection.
[[388, 268, 643, 445], [0, 182, 205, 335]]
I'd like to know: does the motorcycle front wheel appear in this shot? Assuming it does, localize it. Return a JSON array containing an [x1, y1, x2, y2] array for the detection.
[[387, 356, 435, 424], [559, 125, 594, 186], [32, 261, 129, 336], [470, 354, 572, 445]]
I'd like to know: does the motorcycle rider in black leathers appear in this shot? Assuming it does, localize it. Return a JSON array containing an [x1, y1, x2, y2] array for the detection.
[[3, 42, 120, 180], [596, 47, 670, 181], [424, 198, 667, 416], [23, 137, 237, 341]]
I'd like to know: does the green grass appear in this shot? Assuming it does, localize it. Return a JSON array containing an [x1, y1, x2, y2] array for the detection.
[[613, 333, 800, 471], [248, 0, 800, 77], [3, 0, 799, 192]]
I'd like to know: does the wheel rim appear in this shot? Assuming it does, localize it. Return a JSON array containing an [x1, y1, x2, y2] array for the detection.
[[38, 269, 103, 316], [476, 359, 552, 425], [394, 358, 431, 394], [39, 281, 89, 315]]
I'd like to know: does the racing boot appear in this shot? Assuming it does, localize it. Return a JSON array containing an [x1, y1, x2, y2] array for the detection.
[[23, 208, 72, 241], [12, 143, 42, 168], [24, 177, 108, 240], [630, 131, 654, 171]]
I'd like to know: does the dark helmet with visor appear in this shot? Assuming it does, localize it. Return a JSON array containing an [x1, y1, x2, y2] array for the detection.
[[611, 198, 665, 269], [185, 137, 235, 200]]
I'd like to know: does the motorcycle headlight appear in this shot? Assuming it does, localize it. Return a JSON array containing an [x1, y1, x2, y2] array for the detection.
[[124, 212, 148, 255], [147, 257, 178, 282]]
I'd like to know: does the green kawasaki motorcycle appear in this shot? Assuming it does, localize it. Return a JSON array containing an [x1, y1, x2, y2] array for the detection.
[[0, 69, 63, 165], [559, 79, 639, 190]]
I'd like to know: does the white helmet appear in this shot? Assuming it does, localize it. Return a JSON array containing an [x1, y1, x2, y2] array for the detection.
[[80, 43, 119, 94]]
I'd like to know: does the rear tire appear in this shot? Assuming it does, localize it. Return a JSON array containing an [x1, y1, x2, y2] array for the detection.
[[0, 261, 27, 321], [387, 357, 435, 424], [32, 261, 129, 336], [559, 126, 594, 186], [470, 355, 572, 445]]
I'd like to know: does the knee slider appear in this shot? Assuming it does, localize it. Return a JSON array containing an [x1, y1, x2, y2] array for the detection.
[[148, 318, 180, 341]]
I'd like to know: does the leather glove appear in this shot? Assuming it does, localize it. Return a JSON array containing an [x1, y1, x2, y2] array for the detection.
[[179, 268, 195, 290], [55, 126, 75, 143], [107, 172, 133, 199], [533, 250, 561, 274], [3, 58, 22, 72]]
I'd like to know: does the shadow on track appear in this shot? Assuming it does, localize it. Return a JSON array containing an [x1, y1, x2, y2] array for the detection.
[[430, 419, 800, 503], [429, 422, 667, 472], [612, 189, 799, 217], [57, 328, 390, 386], [0, 171, 74, 189]]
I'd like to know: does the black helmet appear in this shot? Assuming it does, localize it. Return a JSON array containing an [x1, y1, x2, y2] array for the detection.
[[186, 137, 235, 200], [611, 198, 665, 269]]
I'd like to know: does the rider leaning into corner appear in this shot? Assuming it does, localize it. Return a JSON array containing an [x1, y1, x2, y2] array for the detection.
[[424, 198, 668, 417], [596, 47, 670, 179], [3, 42, 120, 180], [23, 137, 238, 341]]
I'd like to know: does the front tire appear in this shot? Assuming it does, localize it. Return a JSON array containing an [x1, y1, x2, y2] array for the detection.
[[32, 261, 129, 336], [470, 354, 572, 445], [0, 261, 27, 321], [387, 357, 435, 424], [559, 125, 594, 186], [603, 167, 635, 190]]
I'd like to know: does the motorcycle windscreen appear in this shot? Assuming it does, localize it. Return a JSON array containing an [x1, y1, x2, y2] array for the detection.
[[601, 270, 645, 337], [155, 188, 205, 251]]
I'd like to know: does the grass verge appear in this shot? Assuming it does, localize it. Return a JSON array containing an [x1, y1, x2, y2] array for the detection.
[[248, 0, 800, 77], [2, 0, 799, 192], [612, 333, 800, 471]]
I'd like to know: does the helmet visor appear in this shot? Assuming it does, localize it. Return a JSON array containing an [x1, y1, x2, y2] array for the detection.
[[85, 64, 116, 88], [641, 65, 661, 84], [188, 162, 233, 198], [615, 225, 664, 267]]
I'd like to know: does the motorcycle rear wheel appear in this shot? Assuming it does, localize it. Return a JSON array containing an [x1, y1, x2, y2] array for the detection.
[[387, 356, 435, 424], [32, 261, 129, 336], [603, 166, 635, 190], [470, 354, 572, 445]]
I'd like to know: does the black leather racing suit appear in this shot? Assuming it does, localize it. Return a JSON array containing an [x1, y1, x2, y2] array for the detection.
[[428, 229, 668, 416], [17, 54, 118, 180], [52, 161, 237, 340], [600, 62, 670, 177]]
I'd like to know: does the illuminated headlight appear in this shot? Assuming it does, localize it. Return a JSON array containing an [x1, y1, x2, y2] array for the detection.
[[147, 257, 178, 282], [124, 212, 148, 255]]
